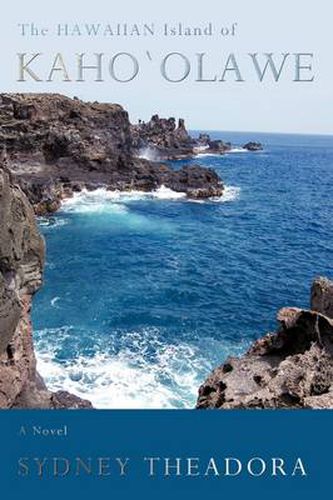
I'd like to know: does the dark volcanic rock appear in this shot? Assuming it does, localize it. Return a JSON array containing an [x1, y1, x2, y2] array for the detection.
[[131, 115, 195, 160], [0, 93, 132, 163], [131, 117, 234, 159], [197, 278, 333, 409], [161, 165, 223, 198], [196, 133, 232, 154], [243, 141, 263, 151], [206, 140, 232, 154], [0, 94, 224, 211], [132, 116, 265, 158], [0, 157, 92, 408]]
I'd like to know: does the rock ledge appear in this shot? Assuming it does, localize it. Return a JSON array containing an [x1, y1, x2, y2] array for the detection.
[[197, 277, 333, 409]]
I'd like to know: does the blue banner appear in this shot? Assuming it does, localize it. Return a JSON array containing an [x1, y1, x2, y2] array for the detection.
[[0, 410, 329, 499]]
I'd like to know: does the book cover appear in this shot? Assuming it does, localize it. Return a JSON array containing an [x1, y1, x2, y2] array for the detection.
[[0, 0, 332, 498]]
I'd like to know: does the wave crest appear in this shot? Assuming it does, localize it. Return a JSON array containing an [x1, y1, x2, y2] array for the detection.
[[35, 327, 211, 409], [60, 186, 188, 214], [59, 184, 239, 214], [211, 185, 241, 203]]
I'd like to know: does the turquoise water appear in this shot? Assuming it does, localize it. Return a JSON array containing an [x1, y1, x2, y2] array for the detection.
[[32, 132, 333, 408]]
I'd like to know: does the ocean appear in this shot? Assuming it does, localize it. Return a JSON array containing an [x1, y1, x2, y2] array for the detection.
[[32, 131, 333, 409]]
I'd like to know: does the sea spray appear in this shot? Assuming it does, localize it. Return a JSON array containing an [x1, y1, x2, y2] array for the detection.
[[59, 184, 238, 213], [34, 326, 236, 409]]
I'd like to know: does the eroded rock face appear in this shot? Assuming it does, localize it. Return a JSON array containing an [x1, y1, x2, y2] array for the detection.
[[0, 94, 224, 212], [0, 159, 44, 407], [0, 159, 92, 408], [131, 115, 195, 159], [311, 277, 333, 319], [197, 278, 333, 409], [131, 116, 234, 159]]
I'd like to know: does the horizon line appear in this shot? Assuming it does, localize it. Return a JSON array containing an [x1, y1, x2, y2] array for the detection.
[[188, 128, 333, 138]]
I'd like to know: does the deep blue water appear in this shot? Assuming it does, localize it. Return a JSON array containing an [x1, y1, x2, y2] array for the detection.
[[32, 131, 333, 408]]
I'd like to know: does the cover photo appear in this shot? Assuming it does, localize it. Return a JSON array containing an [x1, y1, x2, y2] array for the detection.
[[0, 0, 332, 412], [0, 0, 333, 500], [1, 1, 333, 497]]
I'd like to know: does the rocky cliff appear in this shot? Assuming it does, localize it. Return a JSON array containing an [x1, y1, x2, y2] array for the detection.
[[131, 115, 195, 159], [131, 115, 263, 159], [131, 115, 235, 159], [197, 277, 333, 409], [0, 158, 91, 408], [0, 94, 224, 213]]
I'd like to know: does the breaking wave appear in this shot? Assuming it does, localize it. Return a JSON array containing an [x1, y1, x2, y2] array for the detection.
[[34, 326, 219, 409], [59, 184, 239, 214], [196, 153, 222, 158], [228, 147, 248, 153], [211, 185, 241, 203], [196, 148, 248, 158], [60, 186, 187, 214]]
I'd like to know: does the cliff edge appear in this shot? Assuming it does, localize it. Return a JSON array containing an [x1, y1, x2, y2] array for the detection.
[[0, 158, 92, 408], [197, 278, 333, 409]]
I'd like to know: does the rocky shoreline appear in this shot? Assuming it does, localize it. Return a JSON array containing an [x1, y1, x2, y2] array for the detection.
[[131, 115, 263, 160], [2, 92, 331, 410], [0, 94, 230, 216], [0, 94, 265, 215], [197, 277, 333, 409]]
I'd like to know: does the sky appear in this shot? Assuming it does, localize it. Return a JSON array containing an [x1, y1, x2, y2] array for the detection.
[[1, 0, 332, 134]]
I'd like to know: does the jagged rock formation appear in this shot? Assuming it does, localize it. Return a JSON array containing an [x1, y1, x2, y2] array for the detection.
[[197, 277, 333, 409], [0, 159, 92, 408], [131, 116, 265, 159], [0, 94, 224, 213], [131, 115, 195, 159], [131, 116, 236, 159]]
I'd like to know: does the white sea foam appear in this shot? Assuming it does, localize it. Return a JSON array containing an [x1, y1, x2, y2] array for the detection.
[[61, 189, 129, 214], [227, 147, 248, 153], [56, 183, 240, 218], [50, 297, 61, 308], [150, 185, 187, 200], [38, 217, 69, 228], [211, 185, 241, 203], [35, 328, 210, 409], [196, 153, 222, 158], [196, 147, 248, 157], [137, 146, 160, 162], [60, 186, 187, 214]]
